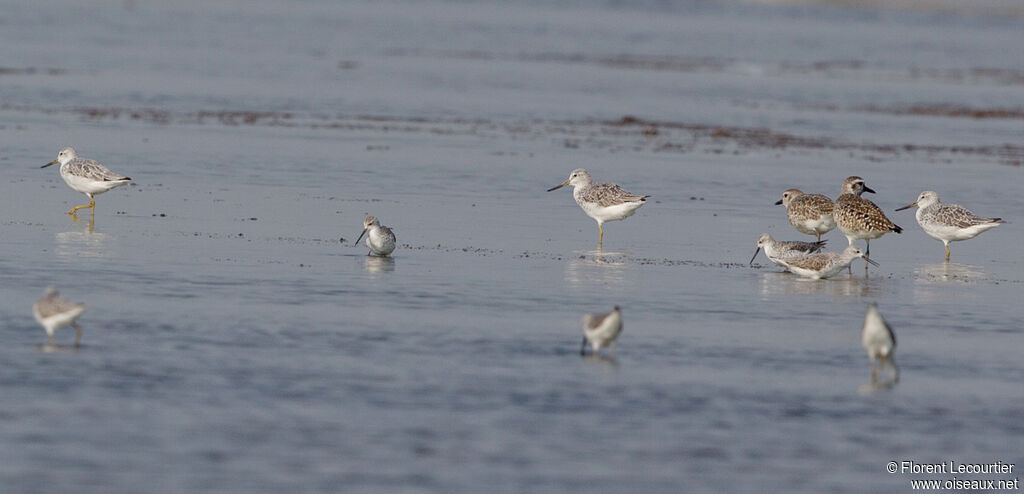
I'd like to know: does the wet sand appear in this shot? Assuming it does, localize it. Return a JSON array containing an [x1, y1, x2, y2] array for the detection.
[[1, 1, 1022, 492]]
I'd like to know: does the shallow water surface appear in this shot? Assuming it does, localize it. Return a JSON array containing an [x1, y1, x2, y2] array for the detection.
[[1, 1, 1022, 492]]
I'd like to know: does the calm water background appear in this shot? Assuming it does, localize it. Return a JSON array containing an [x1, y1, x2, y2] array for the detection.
[[1, 1, 1022, 492]]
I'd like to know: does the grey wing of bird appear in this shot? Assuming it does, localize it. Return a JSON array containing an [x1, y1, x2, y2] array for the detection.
[[35, 296, 84, 318], [68, 158, 130, 181], [776, 239, 827, 255], [582, 312, 610, 331], [783, 252, 834, 271], [582, 183, 647, 207], [929, 204, 1001, 228]]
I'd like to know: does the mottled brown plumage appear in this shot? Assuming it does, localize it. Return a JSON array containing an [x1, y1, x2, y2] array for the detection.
[[776, 189, 835, 241], [834, 177, 901, 254]]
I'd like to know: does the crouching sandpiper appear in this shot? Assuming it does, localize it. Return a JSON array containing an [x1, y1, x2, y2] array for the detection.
[[782, 245, 877, 279], [353, 216, 396, 257], [750, 233, 827, 268]]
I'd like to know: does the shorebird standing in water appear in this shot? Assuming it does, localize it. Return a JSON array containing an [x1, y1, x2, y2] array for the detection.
[[548, 168, 648, 249], [776, 188, 835, 242], [42, 147, 131, 216], [895, 190, 1003, 262], [862, 303, 896, 381], [33, 287, 87, 347], [833, 176, 901, 270], [353, 216, 396, 257], [580, 306, 623, 356]]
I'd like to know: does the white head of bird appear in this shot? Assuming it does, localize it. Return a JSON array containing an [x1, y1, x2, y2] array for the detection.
[[547, 168, 593, 191], [895, 190, 940, 211], [42, 147, 78, 168], [843, 244, 875, 263], [355, 216, 380, 243], [749, 233, 774, 265], [836, 245, 879, 269]]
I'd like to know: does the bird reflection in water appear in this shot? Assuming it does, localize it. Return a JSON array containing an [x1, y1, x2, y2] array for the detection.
[[757, 272, 882, 299], [580, 353, 619, 367], [915, 262, 986, 284], [564, 250, 633, 287], [363, 255, 395, 274], [55, 214, 112, 259], [70, 208, 96, 230], [859, 360, 899, 394], [36, 343, 80, 353]]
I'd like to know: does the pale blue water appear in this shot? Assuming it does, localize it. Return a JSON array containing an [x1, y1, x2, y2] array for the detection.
[[1, 1, 1022, 492]]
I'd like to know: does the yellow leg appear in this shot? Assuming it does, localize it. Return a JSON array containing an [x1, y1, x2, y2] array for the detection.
[[598, 224, 604, 249], [945, 244, 950, 262], [68, 195, 96, 215]]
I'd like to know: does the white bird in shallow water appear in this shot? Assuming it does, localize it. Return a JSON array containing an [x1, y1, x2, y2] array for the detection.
[[33, 287, 86, 347], [895, 190, 1003, 262], [353, 215, 396, 257], [776, 189, 835, 242], [862, 303, 896, 378], [548, 168, 648, 248], [580, 306, 623, 356], [42, 147, 131, 216], [749, 233, 827, 268], [833, 176, 902, 264], [782, 245, 877, 279]]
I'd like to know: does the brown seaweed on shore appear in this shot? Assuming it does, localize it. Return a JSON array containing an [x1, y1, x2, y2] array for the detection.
[[4, 103, 1021, 166]]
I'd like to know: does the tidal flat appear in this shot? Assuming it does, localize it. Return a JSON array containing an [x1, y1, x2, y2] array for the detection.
[[1, 1, 1021, 492]]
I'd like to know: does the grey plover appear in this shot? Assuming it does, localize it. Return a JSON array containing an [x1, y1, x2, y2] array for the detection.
[[776, 189, 835, 242], [833, 176, 901, 268]]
